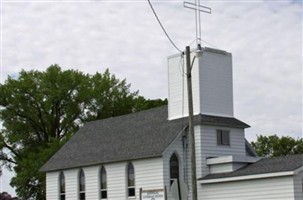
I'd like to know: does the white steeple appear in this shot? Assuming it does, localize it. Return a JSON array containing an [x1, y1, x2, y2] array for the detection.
[[167, 47, 234, 120]]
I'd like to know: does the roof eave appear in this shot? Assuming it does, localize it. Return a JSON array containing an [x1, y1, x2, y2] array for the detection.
[[40, 154, 163, 172], [198, 171, 295, 184]]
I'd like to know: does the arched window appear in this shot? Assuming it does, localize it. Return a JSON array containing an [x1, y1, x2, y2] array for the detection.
[[170, 153, 179, 185], [100, 166, 107, 199], [79, 169, 85, 200], [59, 172, 65, 200], [127, 162, 135, 197]]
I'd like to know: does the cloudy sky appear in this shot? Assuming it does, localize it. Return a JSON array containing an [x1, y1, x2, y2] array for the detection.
[[0, 0, 302, 195]]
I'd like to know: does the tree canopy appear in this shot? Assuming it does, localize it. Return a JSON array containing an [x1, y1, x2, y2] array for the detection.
[[0, 65, 166, 199], [251, 134, 303, 157]]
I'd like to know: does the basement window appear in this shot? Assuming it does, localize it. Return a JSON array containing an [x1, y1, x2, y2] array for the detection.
[[217, 130, 230, 146]]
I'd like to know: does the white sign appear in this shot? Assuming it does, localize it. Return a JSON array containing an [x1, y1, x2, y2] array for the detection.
[[141, 189, 165, 200]]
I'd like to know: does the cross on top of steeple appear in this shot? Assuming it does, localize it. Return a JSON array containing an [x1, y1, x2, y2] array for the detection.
[[184, 0, 211, 46]]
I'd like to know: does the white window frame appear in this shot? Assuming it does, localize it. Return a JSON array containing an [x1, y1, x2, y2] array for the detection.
[[100, 166, 107, 199], [79, 169, 85, 200], [59, 171, 65, 200], [127, 162, 135, 198]]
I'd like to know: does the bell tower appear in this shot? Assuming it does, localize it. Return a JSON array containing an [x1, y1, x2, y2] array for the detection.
[[168, 47, 234, 120]]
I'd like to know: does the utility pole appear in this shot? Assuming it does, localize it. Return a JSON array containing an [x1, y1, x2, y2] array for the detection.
[[185, 46, 197, 200], [0, 166, 2, 193], [183, 1, 211, 199]]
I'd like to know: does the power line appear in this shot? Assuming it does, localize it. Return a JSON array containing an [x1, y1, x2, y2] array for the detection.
[[147, 0, 183, 53]]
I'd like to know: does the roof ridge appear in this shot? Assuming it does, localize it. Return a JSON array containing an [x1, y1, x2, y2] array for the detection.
[[86, 105, 168, 125]]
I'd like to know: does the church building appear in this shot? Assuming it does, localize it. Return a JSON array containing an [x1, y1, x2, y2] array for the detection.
[[41, 47, 303, 200]]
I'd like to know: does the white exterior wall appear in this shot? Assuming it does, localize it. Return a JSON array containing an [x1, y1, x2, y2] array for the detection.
[[167, 53, 200, 120], [162, 125, 201, 200], [134, 158, 165, 192], [105, 162, 126, 199], [199, 50, 234, 117], [209, 163, 233, 174], [168, 48, 234, 120], [46, 171, 59, 200], [162, 124, 246, 200], [65, 169, 79, 200], [105, 158, 165, 200], [84, 166, 99, 199], [293, 171, 303, 200], [199, 176, 297, 200], [198, 125, 246, 177], [45, 157, 164, 200]]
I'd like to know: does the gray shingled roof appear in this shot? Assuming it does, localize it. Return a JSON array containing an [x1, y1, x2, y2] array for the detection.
[[41, 106, 249, 172], [201, 154, 303, 180], [194, 114, 250, 128]]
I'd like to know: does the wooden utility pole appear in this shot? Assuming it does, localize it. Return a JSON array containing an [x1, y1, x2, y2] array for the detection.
[[183, 2, 211, 199], [185, 46, 197, 200]]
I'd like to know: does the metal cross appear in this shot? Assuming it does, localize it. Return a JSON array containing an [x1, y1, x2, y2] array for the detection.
[[184, 0, 211, 46]]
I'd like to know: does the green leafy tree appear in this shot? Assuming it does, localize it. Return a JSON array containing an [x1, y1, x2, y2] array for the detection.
[[251, 135, 303, 157], [0, 65, 166, 199]]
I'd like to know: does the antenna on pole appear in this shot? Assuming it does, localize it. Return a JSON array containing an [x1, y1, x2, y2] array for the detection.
[[184, 0, 211, 47]]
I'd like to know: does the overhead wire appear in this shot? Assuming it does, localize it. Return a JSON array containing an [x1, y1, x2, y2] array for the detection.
[[147, 0, 183, 53]]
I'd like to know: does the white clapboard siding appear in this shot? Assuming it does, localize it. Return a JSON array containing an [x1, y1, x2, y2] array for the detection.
[[168, 48, 234, 120], [184, 125, 202, 200], [198, 50, 234, 117], [194, 126, 202, 179], [162, 124, 221, 200], [199, 176, 296, 200], [134, 158, 164, 194], [293, 172, 303, 200], [46, 171, 59, 200], [167, 54, 199, 120], [209, 163, 233, 174], [198, 125, 246, 177], [65, 169, 79, 200], [46, 158, 164, 200], [105, 158, 164, 200], [105, 162, 126, 200], [84, 166, 99, 199]]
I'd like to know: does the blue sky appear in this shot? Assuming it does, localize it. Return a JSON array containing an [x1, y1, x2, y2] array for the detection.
[[0, 0, 302, 195]]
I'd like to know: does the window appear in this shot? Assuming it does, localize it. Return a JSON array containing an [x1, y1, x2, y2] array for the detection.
[[217, 130, 230, 145], [100, 166, 107, 199], [127, 163, 135, 197], [79, 169, 85, 200], [59, 172, 65, 200], [170, 153, 179, 185]]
